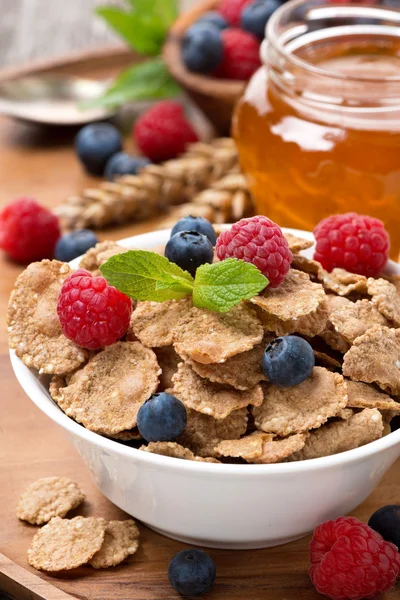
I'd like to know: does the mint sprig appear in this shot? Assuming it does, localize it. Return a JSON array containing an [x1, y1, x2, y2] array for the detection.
[[100, 251, 269, 312]]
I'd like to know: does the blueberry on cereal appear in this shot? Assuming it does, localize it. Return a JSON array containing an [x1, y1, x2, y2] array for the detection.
[[137, 392, 187, 442], [262, 336, 315, 387], [168, 549, 216, 596], [171, 216, 217, 246], [165, 231, 213, 277]]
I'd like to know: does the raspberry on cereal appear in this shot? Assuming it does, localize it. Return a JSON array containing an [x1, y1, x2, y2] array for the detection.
[[218, 0, 252, 26], [214, 28, 261, 81]]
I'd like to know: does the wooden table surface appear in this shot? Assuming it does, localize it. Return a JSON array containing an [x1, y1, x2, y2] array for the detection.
[[0, 53, 399, 600]]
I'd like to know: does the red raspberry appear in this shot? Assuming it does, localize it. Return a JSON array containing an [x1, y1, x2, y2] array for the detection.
[[214, 28, 261, 80], [310, 516, 400, 600], [0, 198, 60, 263], [218, 0, 253, 26], [314, 213, 390, 277], [57, 269, 132, 350], [216, 215, 292, 287], [133, 101, 198, 163]]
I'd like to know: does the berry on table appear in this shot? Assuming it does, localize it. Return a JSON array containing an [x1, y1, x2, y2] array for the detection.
[[104, 152, 151, 180], [314, 212, 390, 277], [219, 0, 253, 26], [182, 23, 223, 73], [75, 123, 122, 176], [369, 505, 400, 550], [241, 0, 282, 40], [262, 336, 315, 387], [137, 392, 187, 442], [134, 101, 198, 163], [57, 269, 132, 350], [168, 549, 216, 596], [171, 216, 217, 246], [197, 11, 229, 30], [310, 516, 400, 600], [165, 231, 214, 276], [55, 230, 99, 263], [214, 28, 261, 80], [216, 215, 292, 287], [0, 198, 60, 263]]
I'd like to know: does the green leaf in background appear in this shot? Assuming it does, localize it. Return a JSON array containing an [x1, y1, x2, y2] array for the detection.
[[81, 59, 180, 109], [192, 259, 269, 313], [128, 0, 178, 29], [100, 250, 195, 302]]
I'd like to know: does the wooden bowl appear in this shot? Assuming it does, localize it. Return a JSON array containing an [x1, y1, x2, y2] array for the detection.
[[163, 0, 246, 135]]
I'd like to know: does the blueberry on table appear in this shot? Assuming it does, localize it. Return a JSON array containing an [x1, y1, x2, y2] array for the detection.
[[55, 230, 98, 262], [368, 505, 400, 549], [241, 0, 282, 40], [197, 11, 229, 30], [75, 123, 122, 176], [168, 549, 216, 597], [182, 23, 223, 74], [165, 231, 214, 276], [137, 393, 187, 442], [104, 152, 151, 181], [262, 336, 315, 387], [171, 215, 217, 246]]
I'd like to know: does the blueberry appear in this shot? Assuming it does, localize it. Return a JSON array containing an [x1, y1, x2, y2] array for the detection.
[[54, 230, 98, 262], [197, 11, 228, 30], [171, 216, 217, 246], [104, 152, 151, 180], [168, 549, 216, 597], [241, 0, 282, 40], [137, 393, 187, 442], [182, 23, 223, 74], [75, 123, 122, 176], [165, 231, 214, 276], [262, 336, 315, 387], [368, 505, 400, 549]]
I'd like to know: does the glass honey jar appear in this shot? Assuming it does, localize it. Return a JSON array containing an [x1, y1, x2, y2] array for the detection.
[[233, 0, 400, 256]]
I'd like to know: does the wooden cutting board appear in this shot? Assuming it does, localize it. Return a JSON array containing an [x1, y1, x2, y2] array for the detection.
[[0, 47, 399, 600]]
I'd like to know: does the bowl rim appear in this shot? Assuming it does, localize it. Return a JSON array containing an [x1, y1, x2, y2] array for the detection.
[[10, 226, 400, 476]]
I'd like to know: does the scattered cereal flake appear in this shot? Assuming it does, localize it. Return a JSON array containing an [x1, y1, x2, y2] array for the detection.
[[106, 428, 142, 441], [346, 380, 400, 412], [291, 255, 323, 278], [128, 299, 192, 348], [330, 299, 388, 344], [89, 520, 140, 569], [338, 408, 354, 420], [383, 274, 400, 295], [140, 442, 219, 463], [185, 339, 269, 390], [319, 295, 352, 353], [79, 241, 125, 272], [314, 351, 342, 370], [177, 407, 248, 457], [367, 278, 400, 327], [17, 477, 85, 525], [343, 325, 400, 395], [253, 367, 348, 436], [250, 270, 328, 336], [215, 431, 307, 463], [50, 342, 160, 435], [154, 346, 181, 391], [322, 268, 368, 296], [28, 516, 107, 571], [288, 409, 383, 461], [173, 304, 263, 365], [284, 233, 313, 253], [7, 260, 88, 376], [172, 363, 263, 419]]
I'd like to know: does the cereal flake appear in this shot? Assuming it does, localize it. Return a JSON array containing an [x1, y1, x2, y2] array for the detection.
[[346, 380, 400, 411], [79, 240, 125, 272], [17, 477, 85, 525], [330, 299, 388, 344], [367, 278, 400, 326], [215, 431, 307, 463], [89, 520, 140, 569], [140, 442, 219, 463], [284, 233, 313, 253], [128, 298, 192, 348], [154, 346, 181, 391], [322, 268, 368, 296]]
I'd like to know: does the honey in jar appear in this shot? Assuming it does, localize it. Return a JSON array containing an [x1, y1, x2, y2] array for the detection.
[[233, 0, 400, 256]]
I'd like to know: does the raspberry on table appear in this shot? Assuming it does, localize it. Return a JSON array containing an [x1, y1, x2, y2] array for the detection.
[[57, 269, 132, 350], [133, 101, 198, 163], [0, 198, 60, 264], [216, 215, 292, 287], [314, 213, 390, 278], [310, 516, 400, 600], [214, 28, 261, 80], [218, 0, 253, 26]]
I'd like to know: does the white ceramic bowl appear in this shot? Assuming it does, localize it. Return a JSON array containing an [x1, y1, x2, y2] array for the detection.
[[10, 228, 400, 549]]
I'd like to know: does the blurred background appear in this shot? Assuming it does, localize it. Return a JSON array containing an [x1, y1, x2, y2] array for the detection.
[[0, 0, 196, 68]]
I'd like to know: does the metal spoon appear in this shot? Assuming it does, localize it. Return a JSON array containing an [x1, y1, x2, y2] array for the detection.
[[0, 74, 116, 126]]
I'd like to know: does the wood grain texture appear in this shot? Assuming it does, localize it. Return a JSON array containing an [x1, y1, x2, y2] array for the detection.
[[0, 51, 399, 600]]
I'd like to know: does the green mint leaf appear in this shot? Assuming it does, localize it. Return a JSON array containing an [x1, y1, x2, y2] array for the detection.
[[100, 250, 194, 302], [128, 0, 178, 29], [192, 259, 269, 313], [80, 59, 180, 110]]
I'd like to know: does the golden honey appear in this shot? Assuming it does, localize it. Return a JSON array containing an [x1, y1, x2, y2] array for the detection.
[[233, 1, 400, 256]]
